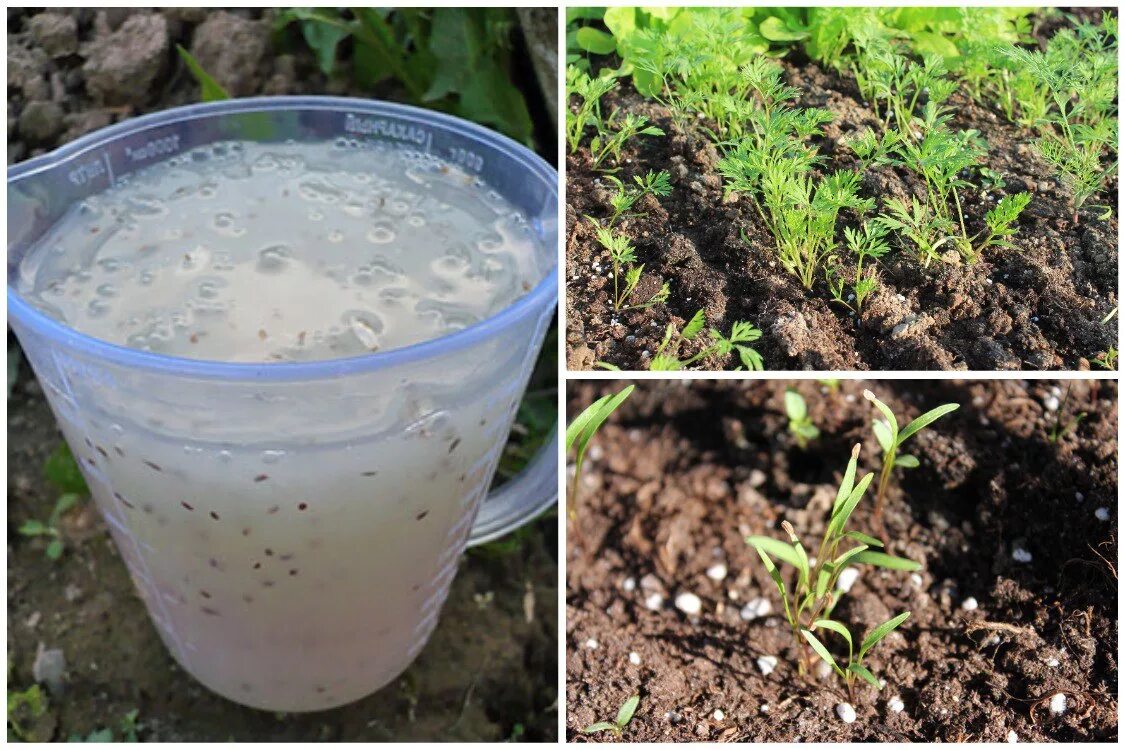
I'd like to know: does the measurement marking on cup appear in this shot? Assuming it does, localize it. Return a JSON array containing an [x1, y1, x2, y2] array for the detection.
[[123, 134, 181, 164], [344, 113, 433, 151]]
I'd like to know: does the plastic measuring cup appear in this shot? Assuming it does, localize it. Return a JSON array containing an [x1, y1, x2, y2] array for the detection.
[[7, 97, 558, 712]]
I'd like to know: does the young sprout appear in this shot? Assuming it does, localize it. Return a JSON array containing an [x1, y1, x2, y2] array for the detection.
[[589, 221, 669, 312], [1092, 345, 1117, 370], [566, 385, 634, 517], [583, 694, 640, 737], [785, 388, 819, 449], [646, 310, 764, 371], [589, 113, 664, 170], [603, 170, 672, 227], [1047, 384, 1087, 444], [747, 444, 921, 693], [971, 192, 1032, 258], [803, 611, 911, 702], [566, 66, 616, 153], [863, 390, 959, 531]]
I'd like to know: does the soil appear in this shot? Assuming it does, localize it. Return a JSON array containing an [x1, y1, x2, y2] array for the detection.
[[565, 10, 1119, 371], [565, 379, 1118, 741], [7, 8, 557, 742]]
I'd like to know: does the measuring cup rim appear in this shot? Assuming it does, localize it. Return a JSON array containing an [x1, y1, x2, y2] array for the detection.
[[7, 95, 559, 382]]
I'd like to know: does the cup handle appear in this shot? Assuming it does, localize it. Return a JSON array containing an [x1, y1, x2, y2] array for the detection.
[[467, 428, 557, 547]]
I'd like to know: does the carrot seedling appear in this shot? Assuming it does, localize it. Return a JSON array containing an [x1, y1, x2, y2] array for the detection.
[[747, 444, 921, 696], [863, 390, 959, 529], [583, 694, 640, 737], [785, 388, 819, 449], [566, 385, 634, 516]]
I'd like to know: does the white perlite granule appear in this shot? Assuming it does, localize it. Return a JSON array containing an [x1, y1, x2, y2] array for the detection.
[[740, 597, 771, 620], [836, 567, 860, 593], [674, 592, 702, 615], [836, 702, 857, 724], [756, 655, 778, 676]]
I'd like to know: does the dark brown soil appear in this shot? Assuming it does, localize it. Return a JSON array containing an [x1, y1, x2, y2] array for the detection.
[[566, 379, 1117, 741], [565, 11, 1119, 371]]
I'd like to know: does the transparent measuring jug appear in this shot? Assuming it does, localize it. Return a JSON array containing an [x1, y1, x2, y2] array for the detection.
[[7, 97, 558, 712]]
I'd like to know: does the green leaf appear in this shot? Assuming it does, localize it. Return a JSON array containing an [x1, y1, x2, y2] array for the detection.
[[895, 454, 920, 469], [864, 391, 899, 446], [758, 16, 809, 42], [827, 472, 874, 537], [751, 545, 790, 615], [296, 15, 352, 74], [898, 403, 959, 443], [832, 544, 870, 569], [852, 550, 922, 571], [615, 695, 640, 727], [859, 611, 911, 659], [602, 7, 636, 39], [566, 385, 635, 454], [681, 309, 707, 340], [175, 45, 230, 102], [844, 531, 884, 548], [801, 629, 844, 676], [815, 567, 832, 599], [848, 662, 882, 688], [784, 389, 807, 421], [576, 27, 617, 55], [872, 419, 893, 453], [910, 31, 961, 60], [812, 618, 854, 654], [747, 535, 803, 569], [50, 493, 82, 524], [44, 443, 88, 495], [18, 519, 48, 537], [582, 722, 619, 734], [833, 445, 860, 514], [46, 539, 64, 560]]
